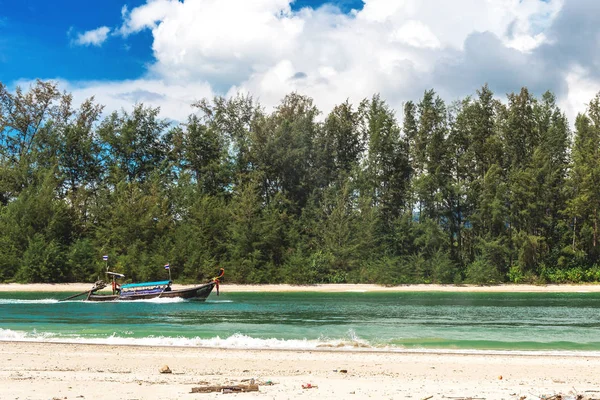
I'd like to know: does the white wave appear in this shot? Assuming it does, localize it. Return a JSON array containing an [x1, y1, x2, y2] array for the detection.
[[0, 329, 369, 350], [0, 297, 220, 305], [133, 297, 185, 304], [2, 328, 600, 357], [78, 297, 187, 305], [0, 298, 59, 304], [0, 328, 57, 341]]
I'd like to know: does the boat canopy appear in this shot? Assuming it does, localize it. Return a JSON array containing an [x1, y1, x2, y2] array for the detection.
[[121, 280, 171, 289]]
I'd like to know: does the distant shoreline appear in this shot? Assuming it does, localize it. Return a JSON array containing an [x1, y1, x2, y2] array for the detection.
[[1, 282, 599, 293]]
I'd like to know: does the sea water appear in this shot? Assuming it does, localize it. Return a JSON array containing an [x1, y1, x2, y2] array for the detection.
[[1, 291, 600, 354]]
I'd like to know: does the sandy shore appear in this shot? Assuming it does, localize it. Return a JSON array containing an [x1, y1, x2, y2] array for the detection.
[[1, 341, 598, 400], [1, 282, 600, 293]]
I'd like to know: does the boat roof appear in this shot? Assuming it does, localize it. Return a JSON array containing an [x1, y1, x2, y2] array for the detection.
[[121, 280, 171, 289]]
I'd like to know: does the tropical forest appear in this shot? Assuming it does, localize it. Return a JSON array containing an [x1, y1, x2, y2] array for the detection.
[[1, 79, 600, 285]]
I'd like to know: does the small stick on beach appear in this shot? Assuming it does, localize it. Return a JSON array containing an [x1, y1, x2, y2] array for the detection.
[[446, 397, 486, 400], [190, 384, 259, 393]]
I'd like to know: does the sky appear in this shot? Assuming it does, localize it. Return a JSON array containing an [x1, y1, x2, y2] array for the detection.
[[1, 0, 599, 124]]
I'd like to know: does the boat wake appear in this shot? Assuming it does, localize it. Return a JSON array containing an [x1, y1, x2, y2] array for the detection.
[[0, 297, 195, 305], [126, 297, 186, 304], [0, 298, 59, 304]]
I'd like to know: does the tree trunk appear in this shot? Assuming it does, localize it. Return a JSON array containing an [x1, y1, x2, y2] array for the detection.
[[595, 208, 598, 249], [572, 217, 577, 251]]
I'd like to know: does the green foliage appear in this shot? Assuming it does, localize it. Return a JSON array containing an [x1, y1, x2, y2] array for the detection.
[[430, 250, 457, 284], [477, 237, 509, 275], [66, 239, 98, 282], [0, 234, 19, 282], [4, 79, 600, 285], [465, 257, 502, 285], [358, 256, 408, 284], [17, 234, 66, 283], [539, 265, 600, 283]]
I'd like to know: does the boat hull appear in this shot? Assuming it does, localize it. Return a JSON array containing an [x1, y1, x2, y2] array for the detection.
[[86, 282, 216, 302]]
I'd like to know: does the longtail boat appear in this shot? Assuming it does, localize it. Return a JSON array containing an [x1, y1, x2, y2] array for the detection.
[[60, 268, 224, 302]]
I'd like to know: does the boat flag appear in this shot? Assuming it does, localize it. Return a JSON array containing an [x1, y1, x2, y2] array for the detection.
[[164, 264, 170, 270], [103, 255, 108, 261]]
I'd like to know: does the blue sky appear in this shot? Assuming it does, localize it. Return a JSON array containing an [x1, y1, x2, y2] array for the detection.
[[1, 0, 598, 124], [1, 0, 156, 81], [0, 0, 362, 83]]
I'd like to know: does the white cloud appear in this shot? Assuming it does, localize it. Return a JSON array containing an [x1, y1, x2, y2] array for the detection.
[[35, 78, 214, 122], [505, 33, 547, 52], [561, 66, 600, 123], [73, 26, 111, 47], [357, 0, 562, 50], [119, 0, 177, 36], [143, 0, 303, 86], [49, 0, 600, 126], [391, 20, 441, 49]]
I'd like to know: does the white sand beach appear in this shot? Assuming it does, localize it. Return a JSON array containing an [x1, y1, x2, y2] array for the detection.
[[1, 282, 600, 293], [1, 341, 598, 400]]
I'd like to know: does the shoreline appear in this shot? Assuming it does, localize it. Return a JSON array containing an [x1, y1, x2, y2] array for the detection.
[[1, 341, 598, 399], [3, 338, 600, 357], [1, 282, 600, 293]]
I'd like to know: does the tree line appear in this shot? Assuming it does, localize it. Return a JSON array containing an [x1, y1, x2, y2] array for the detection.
[[1, 80, 600, 284]]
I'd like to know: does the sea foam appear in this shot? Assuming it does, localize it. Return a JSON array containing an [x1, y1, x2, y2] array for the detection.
[[0, 298, 59, 304], [2, 327, 600, 357], [0, 328, 367, 350]]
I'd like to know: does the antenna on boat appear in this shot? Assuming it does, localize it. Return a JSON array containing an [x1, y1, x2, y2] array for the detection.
[[103, 254, 109, 271]]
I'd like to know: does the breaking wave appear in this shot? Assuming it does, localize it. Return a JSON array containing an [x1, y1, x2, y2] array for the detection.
[[0, 328, 368, 350], [1, 328, 600, 357]]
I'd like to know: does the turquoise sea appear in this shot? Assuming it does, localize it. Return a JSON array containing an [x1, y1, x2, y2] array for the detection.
[[2, 290, 600, 354]]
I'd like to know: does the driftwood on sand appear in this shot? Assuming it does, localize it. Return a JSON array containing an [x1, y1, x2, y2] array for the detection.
[[190, 384, 259, 394]]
